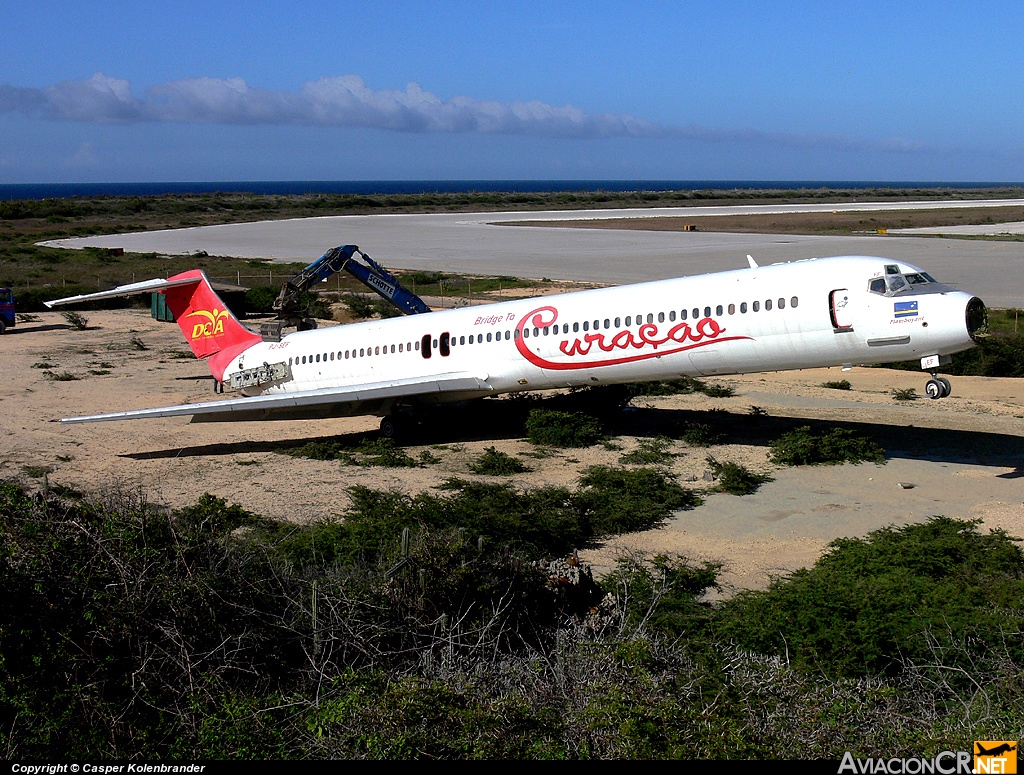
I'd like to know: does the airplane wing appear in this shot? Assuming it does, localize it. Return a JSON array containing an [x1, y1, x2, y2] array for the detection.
[[59, 373, 494, 424], [44, 276, 203, 307]]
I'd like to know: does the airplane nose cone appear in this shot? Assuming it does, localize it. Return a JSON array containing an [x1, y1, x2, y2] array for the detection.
[[966, 297, 988, 343]]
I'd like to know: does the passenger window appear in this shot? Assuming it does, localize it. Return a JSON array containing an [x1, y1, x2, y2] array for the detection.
[[615, 317, 621, 327], [778, 298, 785, 309], [375, 347, 380, 355], [716, 305, 723, 316], [514, 329, 520, 339], [692, 308, 699, 320], [420, 334, 431, 358], [563, 324, 569, 334], [753, 301, 759, 312], [459, 336, 464, 345], [680, 310, 687, 320], [740, 302, 747, 313], [573, 322, 579, 332], [315, 354, 320, 362], [487, 332, 492, 342], [399, 343, 404, 352], [583, 321, 589, 331], [765, 299, 773, 311], [669, 311, 676, 322], [646, 314, 653, 324], [593, 319, 599, 329], [440, 332, 450, 356], [791, 296, 799, 308], [505, 330, 511, 340], [604, 319, 610, 329], [728, 304, 735, 315], [657, 312, 664, 323], [523, 328, 530, 339], [543, 327, 549, 336], [704, 306, 711, 317], [625, 316, 631, 326]]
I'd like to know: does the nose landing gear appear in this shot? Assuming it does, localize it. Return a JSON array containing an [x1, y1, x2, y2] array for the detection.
[[925, 375, 952, 399]]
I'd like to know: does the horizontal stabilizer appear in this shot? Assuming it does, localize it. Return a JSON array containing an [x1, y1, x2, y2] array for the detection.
[[45, 276, 201, 308], [59, 373, 493, 424]]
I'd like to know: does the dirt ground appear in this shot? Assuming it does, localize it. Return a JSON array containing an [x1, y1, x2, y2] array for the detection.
[[3, 309, 1022, 592], [509, 204, 1024, 235]]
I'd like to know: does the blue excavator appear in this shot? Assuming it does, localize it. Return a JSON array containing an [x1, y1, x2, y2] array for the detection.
[[262, 244, 430, 341]]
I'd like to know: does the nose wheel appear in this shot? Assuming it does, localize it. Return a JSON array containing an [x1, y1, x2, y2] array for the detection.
[[925, 376, 952, 399]]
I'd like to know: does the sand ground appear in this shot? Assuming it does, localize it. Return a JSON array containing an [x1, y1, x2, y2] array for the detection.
[[3, 309, 1022, 591]]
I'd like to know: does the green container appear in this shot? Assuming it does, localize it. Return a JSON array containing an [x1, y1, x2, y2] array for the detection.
[[151, 292, 175, 322]]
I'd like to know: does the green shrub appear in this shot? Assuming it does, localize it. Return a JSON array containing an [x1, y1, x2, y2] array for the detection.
[[244, 285, 278, 314], [574, 466, 700, 534], [891, 387, 918, 401], [718, 518, 1024, 677], [525, 409, 604, 447], [768, 426, 884, 466], [469, 446, 532, 475], [678, 422, 721, 447], [61, 310, 88, 330], [341, 294, 374, 318], [619, 437, 675, 465], [821, 379, 852, 390], [706, 457, 772, 495]]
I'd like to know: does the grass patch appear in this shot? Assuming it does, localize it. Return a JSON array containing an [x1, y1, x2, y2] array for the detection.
[[42, 371, 79, 381], [524, 409, 604, 448], [821, 379, 852, 390], [469, 446, 532, 475], [768, 426, 885, 466], [891, 387, 918, 401]]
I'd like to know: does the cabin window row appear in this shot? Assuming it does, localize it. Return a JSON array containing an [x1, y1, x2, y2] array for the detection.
[[289, 340, 421, 366], [287, 296, 800, 365]]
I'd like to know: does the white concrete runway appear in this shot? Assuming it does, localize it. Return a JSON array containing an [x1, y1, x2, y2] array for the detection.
[[40, 201, 1024, 307]]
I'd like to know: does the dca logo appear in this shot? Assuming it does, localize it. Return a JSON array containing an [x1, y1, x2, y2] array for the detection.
[[187, 308, 230, 340]]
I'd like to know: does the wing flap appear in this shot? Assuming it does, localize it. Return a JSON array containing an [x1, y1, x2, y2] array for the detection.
[[59, 373, 493, 424]]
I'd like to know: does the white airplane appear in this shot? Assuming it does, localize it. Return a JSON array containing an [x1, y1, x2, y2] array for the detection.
[[47, 254, 987, 436]]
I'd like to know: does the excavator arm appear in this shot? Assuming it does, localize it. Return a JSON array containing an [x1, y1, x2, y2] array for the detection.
[[263, 244, 430, 340]]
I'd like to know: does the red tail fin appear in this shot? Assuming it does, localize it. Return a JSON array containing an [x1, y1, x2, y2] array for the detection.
[[163, 270, 260, 381]]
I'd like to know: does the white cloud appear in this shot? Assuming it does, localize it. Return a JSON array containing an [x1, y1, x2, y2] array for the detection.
[[0, 72, 931, 154]]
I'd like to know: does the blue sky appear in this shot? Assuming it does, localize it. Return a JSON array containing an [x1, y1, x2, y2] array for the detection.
[[2, 1, 1022, 183]]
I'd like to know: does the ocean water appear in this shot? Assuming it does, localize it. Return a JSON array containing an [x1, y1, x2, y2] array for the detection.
[[1, 180, 1016, 201]]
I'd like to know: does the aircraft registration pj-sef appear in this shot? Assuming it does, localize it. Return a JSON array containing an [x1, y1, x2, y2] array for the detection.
[[47, 254, 988, 436]]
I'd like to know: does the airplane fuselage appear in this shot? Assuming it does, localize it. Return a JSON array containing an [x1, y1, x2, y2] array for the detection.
[[225, 255, 982, 414]]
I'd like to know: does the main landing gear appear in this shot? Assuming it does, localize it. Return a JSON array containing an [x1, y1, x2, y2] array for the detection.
[[925, 375, 952, 400]]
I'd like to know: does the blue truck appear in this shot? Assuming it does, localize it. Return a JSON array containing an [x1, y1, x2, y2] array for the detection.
[[0, 287, 14, 334]]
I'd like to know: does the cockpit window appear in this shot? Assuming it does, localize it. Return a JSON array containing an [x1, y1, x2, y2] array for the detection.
[[871, 267, 945, 296]]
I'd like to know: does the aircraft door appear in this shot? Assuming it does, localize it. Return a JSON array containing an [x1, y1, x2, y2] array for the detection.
[[829, 289, 854, 330]]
